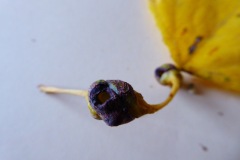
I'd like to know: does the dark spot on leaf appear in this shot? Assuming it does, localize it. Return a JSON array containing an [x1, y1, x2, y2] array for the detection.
[[224, 77, 230, 82], [189, 36, 203, 54], [209, 47, 219, 55], [181, 28, 188, 35], [237, 13, 240, 17]]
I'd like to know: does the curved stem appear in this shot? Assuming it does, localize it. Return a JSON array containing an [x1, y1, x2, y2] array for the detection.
[[135, 70, 182, 116], [149, 73, 181, 113]]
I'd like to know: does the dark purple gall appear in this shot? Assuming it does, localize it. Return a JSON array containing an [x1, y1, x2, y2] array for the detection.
[[88, 80, 139, 126]]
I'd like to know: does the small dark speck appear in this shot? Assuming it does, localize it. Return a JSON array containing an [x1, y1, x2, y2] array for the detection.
[[181, 28, 188, 35], [237, 13, 240, 17], [186, 83, 195, 90], [199, 144, 208, 152], [209, 47, 219, 55], [185, 83, 199, 94], [149, 85, 154, 88], [224, 77, 230, 82], [217, 111, 224, 117], [189, 36, 203, 54], [31, 38, 37, 43]]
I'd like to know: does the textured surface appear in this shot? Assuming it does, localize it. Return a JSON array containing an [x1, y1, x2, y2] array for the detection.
[[1, 0, 240, 160]]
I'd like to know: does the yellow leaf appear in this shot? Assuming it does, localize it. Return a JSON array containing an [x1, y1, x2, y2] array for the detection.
[[149, 0, 240, 92]]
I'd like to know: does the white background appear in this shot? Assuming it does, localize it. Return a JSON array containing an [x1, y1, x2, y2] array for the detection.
[[1, 0, 240, 160]]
